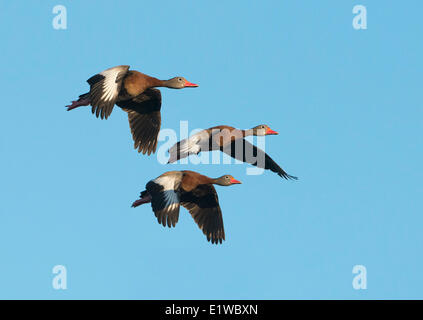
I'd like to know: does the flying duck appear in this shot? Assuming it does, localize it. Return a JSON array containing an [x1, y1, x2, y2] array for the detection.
[[66, 65, 198, 155], [167, 124, 297, 180], [131, 170, 241, 244]]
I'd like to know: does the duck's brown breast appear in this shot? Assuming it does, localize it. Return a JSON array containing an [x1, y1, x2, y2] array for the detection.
[[181, 171, 212, 192], [123, 71, 155, 97]]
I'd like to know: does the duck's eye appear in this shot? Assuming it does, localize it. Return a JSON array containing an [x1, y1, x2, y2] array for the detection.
[[178, 78, 182, 81], [261, 126, 265, 129]]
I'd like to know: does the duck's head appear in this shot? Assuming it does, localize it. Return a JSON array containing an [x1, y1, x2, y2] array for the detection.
[[251, 124, 278, 136], [214, 175, 242, 186], [165, 77, 198, 89]]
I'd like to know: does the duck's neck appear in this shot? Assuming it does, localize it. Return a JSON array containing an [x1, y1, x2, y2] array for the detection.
[[148, 77, 166, 88], [211, 177, 224, 186], [196, 175, 217, 186], [241, 129, 254, 137]]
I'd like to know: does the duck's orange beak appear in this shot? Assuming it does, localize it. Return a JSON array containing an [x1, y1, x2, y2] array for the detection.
[[266, 128, 278, 135], [184, 81, 199, 87], [230, 178, 242, 184]]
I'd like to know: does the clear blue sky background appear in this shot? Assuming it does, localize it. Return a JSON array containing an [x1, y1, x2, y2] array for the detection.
[[0, 1, 422, 299]]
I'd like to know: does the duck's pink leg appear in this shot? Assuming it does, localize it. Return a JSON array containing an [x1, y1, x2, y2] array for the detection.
[[66, 98, 91, 111], [131, 194, 152, 208]]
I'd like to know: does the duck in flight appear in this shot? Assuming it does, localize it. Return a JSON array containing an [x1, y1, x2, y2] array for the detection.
[[131, 170, 241, 244], [167, 124, 298, 180], [66, 65, 198, 155]]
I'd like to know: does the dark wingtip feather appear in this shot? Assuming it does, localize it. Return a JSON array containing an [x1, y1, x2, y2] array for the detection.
[[278, 172, 298, 180]]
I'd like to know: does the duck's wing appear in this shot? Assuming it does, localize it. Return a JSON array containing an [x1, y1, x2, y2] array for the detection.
[[180, 184, 225, 244], [222, 139, 298, 180], [145, 171, 183, 228], [87, 65, 130, 119], [116, 88, 162, 155], [167, 130, 210, 163]]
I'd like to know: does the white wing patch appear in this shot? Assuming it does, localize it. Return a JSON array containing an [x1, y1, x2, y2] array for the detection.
[[168, 130, 210, 163], [99, 65, 129, 102], [88, 65, 130, 119], [154, 175, 178, 191]]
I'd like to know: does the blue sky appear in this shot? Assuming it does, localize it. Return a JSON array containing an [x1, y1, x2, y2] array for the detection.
[[0, 1, 422, 299]]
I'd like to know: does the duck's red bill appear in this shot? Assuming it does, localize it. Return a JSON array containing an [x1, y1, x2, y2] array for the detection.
[[230, 178, 242, 184], [184, 81, 199, 87], [266, 129, 279, 135]]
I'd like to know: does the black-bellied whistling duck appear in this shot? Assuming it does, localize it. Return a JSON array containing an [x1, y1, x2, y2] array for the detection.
[[131, 170, 241, 244], [167, 124, 298, 180], [66, 65, 198, 155]]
